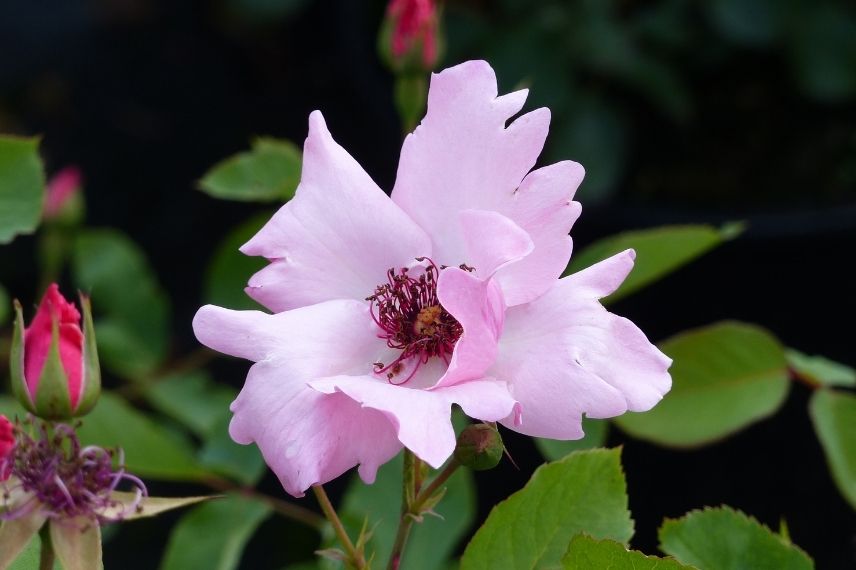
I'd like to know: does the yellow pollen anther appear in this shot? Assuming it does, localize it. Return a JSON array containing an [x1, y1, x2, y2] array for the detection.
[[413, 305, 442, 336]]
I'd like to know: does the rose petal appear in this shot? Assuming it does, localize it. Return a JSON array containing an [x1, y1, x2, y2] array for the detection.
[[493, 251, 671, 438], [459, 209, 533, 278], [309, 375, 517, 468], [392, 60, 549, 266], [230, 362, 402, 497], [242, 111, 431, 312], [434, 268, 505, 387]]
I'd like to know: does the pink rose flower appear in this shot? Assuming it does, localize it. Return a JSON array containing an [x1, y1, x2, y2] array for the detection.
[[194, 61, 671, 497]]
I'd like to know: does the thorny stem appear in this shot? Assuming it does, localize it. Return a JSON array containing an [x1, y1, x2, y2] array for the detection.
[[39, 525, 54, 570], [312, 484, 367, 570], [387, 454, 461, 570], [203, 476, 325, 530]]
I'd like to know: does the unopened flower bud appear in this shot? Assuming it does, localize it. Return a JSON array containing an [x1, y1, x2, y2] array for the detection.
[[10, 284, 100, 420], [0, 415, 14, 481], [43, 166, 84, 225], [454, 423, 504, 471], [379, 0, 440, 73]]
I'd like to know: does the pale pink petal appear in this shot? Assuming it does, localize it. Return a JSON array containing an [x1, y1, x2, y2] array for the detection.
[[434, 268, 505, 387], [230, 362, 402, 497], [242, 111, 431, 312], [309, 375, 517, 468], [193, 299, 381, 375], [459, 209, 533, 278], [493, 161, 584, 305], [492, 252, 671, 439], [392, 60, 550, 265]]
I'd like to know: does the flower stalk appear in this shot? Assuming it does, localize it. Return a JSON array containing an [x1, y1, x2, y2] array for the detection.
[[387, 453, 461, 570], [312, 484, 367, 570], [38, 525, 54, 570]]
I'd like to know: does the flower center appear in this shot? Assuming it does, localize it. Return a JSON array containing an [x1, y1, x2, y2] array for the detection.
[[367, 258, 470, 385]]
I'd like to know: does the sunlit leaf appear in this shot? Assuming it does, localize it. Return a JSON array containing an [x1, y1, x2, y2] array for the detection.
[[563, 535, 692, 569], [566, 223, 743, 303], [199, 137, 301, 202], [461, 448, 633, 570], [616, 321, 789, 448], [161, 494, 272, 570], [72, 229, 170, 379], [810, 389, 856, 509], [659, 507, 813, 569], [0, 135, 44, 244], [535, 417, 609, 462]]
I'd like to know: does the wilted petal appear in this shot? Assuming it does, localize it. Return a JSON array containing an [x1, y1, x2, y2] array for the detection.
[[243, 111, 431, 312], [493, 251, 671, 439]]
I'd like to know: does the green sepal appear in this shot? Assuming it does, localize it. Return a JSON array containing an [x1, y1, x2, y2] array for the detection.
[[73, 293, 100, 417], [33, 314, 74, 420], [9, 300, 35, 414]]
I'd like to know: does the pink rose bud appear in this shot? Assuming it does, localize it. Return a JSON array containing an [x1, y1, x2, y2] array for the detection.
[[43, 166, 84, 223], [10, 284, 101, 420], [0, 415, 14, 481], [381, 0, 439, 71]]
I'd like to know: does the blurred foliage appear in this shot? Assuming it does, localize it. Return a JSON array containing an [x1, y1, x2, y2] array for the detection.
[[0, 136, 44, 244], [810, 390, 856, 509], [445, 0, 856, 207]]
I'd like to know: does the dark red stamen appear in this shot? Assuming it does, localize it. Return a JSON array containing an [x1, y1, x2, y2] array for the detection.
[[367, 258, 467, 385]]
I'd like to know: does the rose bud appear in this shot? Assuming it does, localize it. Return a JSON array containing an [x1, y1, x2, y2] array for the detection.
[[454, 423, 505, 471], [43, 165, 84, 225], [379, 0, 440, 72], [10, 284, 100, 420], [0, 414, 14, 481]]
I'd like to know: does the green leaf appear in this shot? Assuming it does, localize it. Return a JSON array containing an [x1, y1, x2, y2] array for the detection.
[[204, 213, 271, 311], [144, 371, 236, 438], [144, 371, 266, 486], [460, 448, 633, 570], [0, 135, 45, 244], [50, 519, 102, 570], [72, 229, 170, 379], [75, 392, 208, 482], [615, 321, 789, 448], [787, 350, 856, 389], [562, 535, 692, 569], [809, 389, 856, 509], [101, 493, 215, 521], [340, 453, 475, 568], [198, 411, 267, 486], [199, 137, 301, 202], [566, 223, 743, 303], [161, 494, 272, 570], [535, 417, 609, 461], [659, 506, 813, 569], [0, 283, 9, 325]]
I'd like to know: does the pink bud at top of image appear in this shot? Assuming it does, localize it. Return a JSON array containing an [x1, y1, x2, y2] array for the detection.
[[386, 0, 438, 69], [10, 284, 101, 420], [43, 165, 83, 221]]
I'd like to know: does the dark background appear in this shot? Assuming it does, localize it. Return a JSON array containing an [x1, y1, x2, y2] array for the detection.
[[1, 0, 854, 568]]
